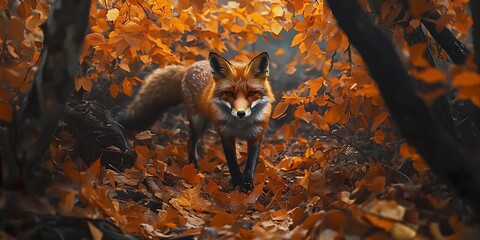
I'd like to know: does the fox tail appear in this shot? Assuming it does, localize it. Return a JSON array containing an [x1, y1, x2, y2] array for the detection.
[[117, 65, 187, 130]]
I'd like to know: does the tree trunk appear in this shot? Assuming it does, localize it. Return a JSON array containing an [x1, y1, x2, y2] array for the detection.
[[326, 0, 480, 215], [12, 0, 91, 192]]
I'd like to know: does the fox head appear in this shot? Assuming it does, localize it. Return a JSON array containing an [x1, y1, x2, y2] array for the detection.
[[209, 52, 273, 121]]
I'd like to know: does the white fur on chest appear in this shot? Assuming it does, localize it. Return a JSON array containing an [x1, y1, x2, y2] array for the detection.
[[216, 103, 270, 140]]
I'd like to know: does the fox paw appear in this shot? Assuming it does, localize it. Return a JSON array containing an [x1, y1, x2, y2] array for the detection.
[[242, 180, 254, 192]]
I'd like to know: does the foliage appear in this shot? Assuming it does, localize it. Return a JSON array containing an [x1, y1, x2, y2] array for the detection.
[[1, 0, 480, 239]]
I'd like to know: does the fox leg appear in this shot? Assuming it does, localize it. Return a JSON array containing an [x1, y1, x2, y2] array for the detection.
[[219, 135, 242, 187], [187, 114, 206, 167], [243, 139, 262, 191]]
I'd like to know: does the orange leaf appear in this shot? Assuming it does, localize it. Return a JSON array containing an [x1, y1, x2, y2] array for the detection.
[[452, 72, 480, 87], [363, 213, 395, 231], [87, 159, 101, 179], [435, 10, 455, 32], [180, 163, 201, 186], [294, 106, 313, 123], [109, 84, 120, 98], [326, 33, 341, 52], [122, 78, 133, 97], [409, 43, 429, 67], [119, 62, 130, 72], [408, 0, 433, 18], [79, 77, 92, 92], [370, 111, 388, 132], [323, 107, 341, 124], [0, 0, 7, 9], [6, 45, 18, 58], [172, 18, 185, 33], [210, 212, 235, 227], [413, 68, 445, 83], [272, 102, 289, 119], [291, 33, 306, 47]]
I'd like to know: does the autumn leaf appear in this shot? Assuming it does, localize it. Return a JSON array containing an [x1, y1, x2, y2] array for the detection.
[[412, 68, 445, 83], [452, 72, 480, 86], [180, 163, 201, 186], [109, 84, 120, 98], [106, 9, 119, 21], [408, 0, 433, 18], [294, 106, 313, 123], [210, 212, 236, 227], [291, 33, 306, 47], [272, 102, 289, 119], [87, 159, 101, 179], [409, 43, 429, 67], [122, 78, 134, 97], [370, 111, 388, 132]]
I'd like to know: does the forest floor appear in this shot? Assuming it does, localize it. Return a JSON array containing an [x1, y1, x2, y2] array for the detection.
[[4, 109, 480, 240]]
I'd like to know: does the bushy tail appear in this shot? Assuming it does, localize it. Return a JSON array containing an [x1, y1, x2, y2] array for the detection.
[[117, 65, 187, 130]]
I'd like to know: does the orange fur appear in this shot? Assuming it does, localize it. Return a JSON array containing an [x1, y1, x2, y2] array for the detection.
[[119, 52, 274, 190]]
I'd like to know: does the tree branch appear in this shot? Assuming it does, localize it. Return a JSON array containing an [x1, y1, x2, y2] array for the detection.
[[326, 0, 480, 214], [421, 11, 469, 64], [14, 0, 91, 191]]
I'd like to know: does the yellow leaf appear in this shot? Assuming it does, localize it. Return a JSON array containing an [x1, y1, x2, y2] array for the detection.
[[271, 4, 283, 17], [291, 33, 306, 47], [271, 22, 283, 35], [275, 49, 285, 55], [106, 8, 119, 21], [251, 12, 265, 25], [119, 62, 130, 72]]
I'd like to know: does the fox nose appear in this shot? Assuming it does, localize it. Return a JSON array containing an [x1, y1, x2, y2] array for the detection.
[[237, 111, 246, 118]]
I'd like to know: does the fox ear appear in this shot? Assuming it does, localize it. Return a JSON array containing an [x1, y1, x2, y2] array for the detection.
[[209, 52, 233, 79], [246, 52, 269, 78]]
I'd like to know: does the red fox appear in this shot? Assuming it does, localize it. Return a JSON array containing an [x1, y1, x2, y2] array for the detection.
[[118, 52, 274, 191]]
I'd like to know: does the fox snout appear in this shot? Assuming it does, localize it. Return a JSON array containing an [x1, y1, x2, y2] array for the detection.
[[231, 97, 252, 119], [231, 108, 252, 119]]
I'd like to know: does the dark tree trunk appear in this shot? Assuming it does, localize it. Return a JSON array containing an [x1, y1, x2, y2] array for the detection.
[[421, 11, 469, 64], [402, 23, 455, 137], [12, 0, 91, 192], [326, 0, 480, 214]]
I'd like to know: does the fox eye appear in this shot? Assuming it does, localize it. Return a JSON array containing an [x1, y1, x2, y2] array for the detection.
[[224, 91, 234, 97], [248, 91, 257, 96]]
